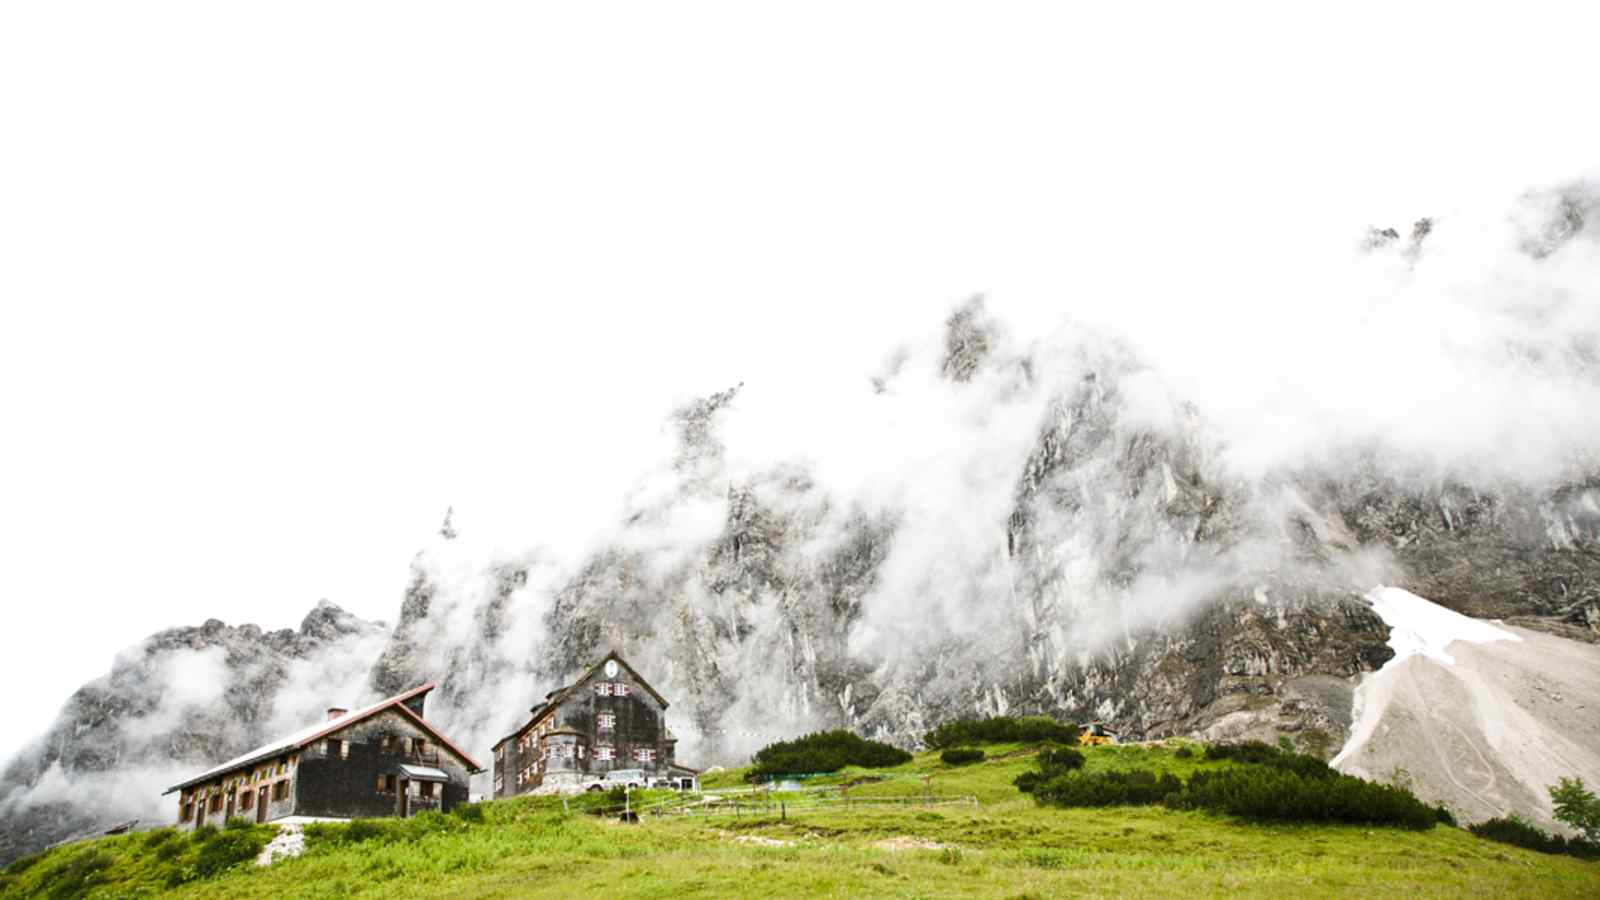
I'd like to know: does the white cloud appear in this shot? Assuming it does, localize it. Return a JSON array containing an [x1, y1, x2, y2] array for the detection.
[[3, 1, 1600, 763]]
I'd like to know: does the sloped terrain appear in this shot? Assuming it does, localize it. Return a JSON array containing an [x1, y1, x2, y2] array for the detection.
[[3, 743, 1597, 899], [3, 188, 1599, 864]]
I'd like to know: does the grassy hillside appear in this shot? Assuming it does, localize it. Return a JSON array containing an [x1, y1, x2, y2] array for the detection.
[[5, 742, 1597, 899]]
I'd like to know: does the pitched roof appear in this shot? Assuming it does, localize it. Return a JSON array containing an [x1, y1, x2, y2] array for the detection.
[[492, 650, 671, 750], [164, 683, 484, 793]]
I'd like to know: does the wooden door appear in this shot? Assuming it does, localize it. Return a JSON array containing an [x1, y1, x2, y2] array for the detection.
[[256, 787, 269, 823], [398, 779, 410, 818]]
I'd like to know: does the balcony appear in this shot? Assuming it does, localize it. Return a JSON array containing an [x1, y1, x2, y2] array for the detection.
[[406, 750, 441, 768]]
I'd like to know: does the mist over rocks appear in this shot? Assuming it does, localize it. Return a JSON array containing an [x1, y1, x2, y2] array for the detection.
[[0, 601, 386, 864], [3, 178, 1599, 864]]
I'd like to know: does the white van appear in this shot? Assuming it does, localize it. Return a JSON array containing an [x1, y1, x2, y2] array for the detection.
[[583, 768, 646, 791]]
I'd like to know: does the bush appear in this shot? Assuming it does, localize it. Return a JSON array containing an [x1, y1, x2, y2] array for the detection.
[[924, 716, 1080, 749], [747, 730, 912, 781], [1037, 747, 1086, 772], [452, 802, 487, 823], [1435, 805, 1458, 827], [193, 828, 270, 879], [1015, 746, 1088, 794], [141, 828, 178, 849], [154, 838, 185, 862], [189, 824, 219, 844], [1174, 746, 1194, 759], [1470, 815, 1600, 859], [41, 850, 114, 900], [1203, 741, 1335, 780], [1171, 768, 1436, 829], [224, 816, 255, 831], [5, 852, 44, 876], [1031, 770, 1182, 807], [940, 748, 985, 766]]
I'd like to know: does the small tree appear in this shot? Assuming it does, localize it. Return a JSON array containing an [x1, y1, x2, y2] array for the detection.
[[1549, 777, 1600, 843]]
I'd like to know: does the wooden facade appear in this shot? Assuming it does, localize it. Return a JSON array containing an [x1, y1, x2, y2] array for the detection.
[[164, 684, 483, 828], [492, 651, 699, 796]]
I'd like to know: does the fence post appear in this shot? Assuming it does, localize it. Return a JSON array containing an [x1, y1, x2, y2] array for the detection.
[[781, 800, 786, 822]]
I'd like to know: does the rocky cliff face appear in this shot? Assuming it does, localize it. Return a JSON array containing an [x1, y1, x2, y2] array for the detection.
[[3, 215, 1597, 862]]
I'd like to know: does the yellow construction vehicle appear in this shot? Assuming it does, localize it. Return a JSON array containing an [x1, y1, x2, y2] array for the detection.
[[1078, 722, 1118, 747]]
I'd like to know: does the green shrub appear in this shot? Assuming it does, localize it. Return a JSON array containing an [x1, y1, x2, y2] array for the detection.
[[193, 828, 270, 878], [1203, 741, 1335, 780], [924, 715, 1080, 749], [42, 850, 114, 900], [1435, 805, 1458, 827], [154, 838, 186, 862], [941, 748, 985, 766], [1174, 746, 1194, 759], [452, 802, 487, 824], [4, 852, 44, 876], [1470, 815, 1600, 859], [190, 824, 219, 844], [747, 730, 912, 781], [1015, 747, 1088, 794], [1171, 768, 1436, 829], [141, 828, 178, 849], [224, 816, 255, 830], [1031, 770, 1182, 807], [1037, 747, 1086, 772]]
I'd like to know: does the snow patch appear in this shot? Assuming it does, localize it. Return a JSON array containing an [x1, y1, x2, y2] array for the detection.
[[1331, 586, 1519, 768], [1365, 586, 1520, 666]]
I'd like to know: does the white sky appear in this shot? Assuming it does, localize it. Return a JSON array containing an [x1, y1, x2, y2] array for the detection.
[[2, 1, 1598, 765]]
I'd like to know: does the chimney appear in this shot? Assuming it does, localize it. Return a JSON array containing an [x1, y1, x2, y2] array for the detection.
[[326, 707, 348, 721]]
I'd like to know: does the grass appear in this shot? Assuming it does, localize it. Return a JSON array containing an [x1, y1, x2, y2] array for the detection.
[[5, 742, 1597, 899], [0, 820, 277, 899]]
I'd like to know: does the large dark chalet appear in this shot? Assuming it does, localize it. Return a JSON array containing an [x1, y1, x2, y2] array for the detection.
[[163, 683, 483, 828], [492, 651, 700, 796]]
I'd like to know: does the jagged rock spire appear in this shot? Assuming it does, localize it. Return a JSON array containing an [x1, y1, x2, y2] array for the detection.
[[439, 506, 458, 540]]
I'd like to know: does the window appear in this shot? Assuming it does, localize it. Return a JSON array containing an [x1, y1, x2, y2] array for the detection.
[[412, 738, 427, 754], [327, 738, 346, 759], [420, 781, 435, 799], [614, 683, 631, 697], [180, 802, 193, 822], [241, 791, 254, 811], [272, 781, 289, 802], [597, 713, 615, 730], [633, 748, 655, 764], [377, 775, 396, 793], [276, 759, 287, 776], [494, 773, 504, 792], [595, 746, 614, 761], [210, 794, 224, 813]]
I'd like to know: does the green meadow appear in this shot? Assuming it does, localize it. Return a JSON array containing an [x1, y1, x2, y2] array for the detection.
[[4, 742, 1596, 899]]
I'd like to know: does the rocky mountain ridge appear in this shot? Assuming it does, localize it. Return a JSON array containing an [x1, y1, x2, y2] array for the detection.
[[4, 190, 1598, 861]]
